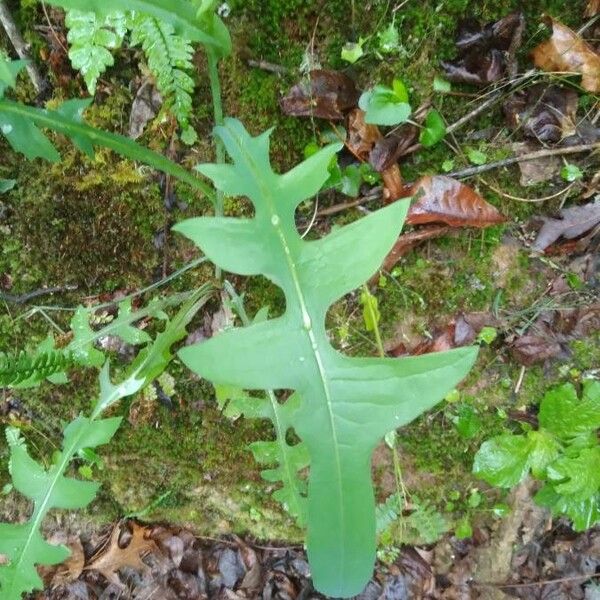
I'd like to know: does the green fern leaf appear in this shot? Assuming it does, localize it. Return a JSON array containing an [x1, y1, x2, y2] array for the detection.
[[65, 10, 128, 94], [174, 118, 478, 597], [0, 343, 74, 388], [130, 14, 196, 142], [406, 498, 448, 544], [45, 0, 230, 56]]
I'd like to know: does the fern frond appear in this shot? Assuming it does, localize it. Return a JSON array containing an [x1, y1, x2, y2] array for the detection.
[[406, 497, 448, 544], [65, 10, 129, 94], [130, 14, 197, 143], [0, 348, 74, 388]]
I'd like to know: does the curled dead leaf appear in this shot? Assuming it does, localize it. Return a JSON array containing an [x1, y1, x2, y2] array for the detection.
[[347, 108, 382, 160], [346, 108, 404, 201], [532, 200, 600, 252], [280, 70, 359, 120], [441, 13, 524, 85], [405, 176, 506, 227], [504, 84, 578, 143], [531, 17, 600, 93]]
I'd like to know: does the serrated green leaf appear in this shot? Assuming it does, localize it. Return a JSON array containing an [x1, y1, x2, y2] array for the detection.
[[66, 10, 128, 94], [454, 517, 472, 539], [68, 308, 106, 367], [535, 484, 600, 531], [130, 14, 196, 135], [406, 498, 448, 544], [1, 341, 75, 389], [377, 22, 400, 54], [0, 287, 210, 599], [0, 415, 120, 598], [174, 118, 477, 597], [455, 405, 481, 439], [0, 523, 69, 597], [473, 429, 560, 488], [547, 447, 600, 501], [12, 335, 71, 388], [539, 381, 600, 441], [560, 163, 583, 182]]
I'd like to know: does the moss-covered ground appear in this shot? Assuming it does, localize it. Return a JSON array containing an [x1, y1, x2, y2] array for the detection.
[[0, 0, 597, 548]]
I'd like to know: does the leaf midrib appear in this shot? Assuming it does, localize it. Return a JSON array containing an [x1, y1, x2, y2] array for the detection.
[[233, 131, 347, 581]]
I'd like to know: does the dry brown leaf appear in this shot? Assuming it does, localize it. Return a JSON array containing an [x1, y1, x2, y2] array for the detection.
[[379, 225, 451, 273], [532, 200, 600, 252], [405, 176, 506, 227], [84, 521, 157, 585], [441, 13, 524, 85], [531, 17, 600, 93], [511, 332, 563, 366], [280, 70, 359, 120], [504, 84, 578, 143], [346, 108, 404, 201], [346, 108, 382, 160], [585, 0, 600, 16], [37, 533, 85, 589]]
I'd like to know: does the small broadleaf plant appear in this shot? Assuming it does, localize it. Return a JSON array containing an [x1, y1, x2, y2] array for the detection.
[[358, 78, 412, 126], [173, 118, 478, 597], [474, 380, 600, 531]]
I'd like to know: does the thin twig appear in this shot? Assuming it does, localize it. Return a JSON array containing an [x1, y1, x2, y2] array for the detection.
[[474, 572, 600, 589], [40, 0, 68, 55], [448, 142, 600, 180], [399, 92, 505, 158], [0, 0, 47, 94], [0, 285, 78, 305], [481, 179, 577, 203], [247, 59, 289, 75], [317, 188, 382, 217]]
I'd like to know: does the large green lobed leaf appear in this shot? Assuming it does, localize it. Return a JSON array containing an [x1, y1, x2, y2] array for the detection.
[[174, 118, 477, 596]]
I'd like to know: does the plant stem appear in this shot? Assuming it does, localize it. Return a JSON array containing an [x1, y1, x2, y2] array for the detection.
[[207, 50, 225, 213], [448, 142, 600, 180], [207, 49, 225, 278]]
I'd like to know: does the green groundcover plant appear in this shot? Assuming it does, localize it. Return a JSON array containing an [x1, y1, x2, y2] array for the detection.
[[474, 381, 600, 531], [0, 1, 478, 597]]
